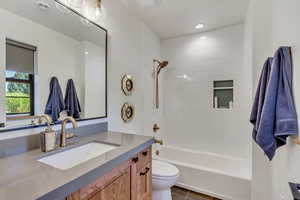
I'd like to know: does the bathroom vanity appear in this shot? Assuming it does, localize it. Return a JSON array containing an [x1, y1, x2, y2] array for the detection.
[[67, 147, 152, 200], [0, 131, 154, 200]]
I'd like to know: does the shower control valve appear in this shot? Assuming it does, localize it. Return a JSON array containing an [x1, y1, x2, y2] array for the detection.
[[153, 124, 160, 133], [154, 139, 163, 145]]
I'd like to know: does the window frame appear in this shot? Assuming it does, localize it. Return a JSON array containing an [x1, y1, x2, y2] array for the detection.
[[5, 39, 36, 117]]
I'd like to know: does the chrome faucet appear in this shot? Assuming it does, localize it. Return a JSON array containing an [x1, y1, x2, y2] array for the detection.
[[60, 117, 78, 147]]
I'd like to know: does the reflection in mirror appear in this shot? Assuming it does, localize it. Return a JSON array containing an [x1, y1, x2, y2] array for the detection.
[[0, 0, 107, 130]]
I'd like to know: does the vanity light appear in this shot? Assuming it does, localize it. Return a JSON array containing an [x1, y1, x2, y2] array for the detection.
[[79, 0, 105, 24], [55, 0, 105, 20], [195, 23, 204, 29]]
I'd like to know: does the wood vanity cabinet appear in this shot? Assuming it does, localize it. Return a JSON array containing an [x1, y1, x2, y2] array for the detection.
[[66, 147, 152, 200]]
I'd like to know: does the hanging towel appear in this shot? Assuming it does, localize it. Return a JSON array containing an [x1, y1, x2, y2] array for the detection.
[[64, 79, 81, 119], [250, 58, 273, 143], [45, 77, 65, 121], [251, 47, 298, 160]]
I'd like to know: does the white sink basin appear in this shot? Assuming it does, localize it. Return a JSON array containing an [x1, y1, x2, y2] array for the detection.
[[38, 142, 118, 170]]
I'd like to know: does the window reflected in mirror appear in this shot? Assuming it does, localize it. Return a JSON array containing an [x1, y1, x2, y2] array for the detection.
[[5, 40, 35, 118]]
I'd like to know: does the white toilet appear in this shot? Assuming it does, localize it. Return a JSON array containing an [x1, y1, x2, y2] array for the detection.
[[152, 160, 180, 200]]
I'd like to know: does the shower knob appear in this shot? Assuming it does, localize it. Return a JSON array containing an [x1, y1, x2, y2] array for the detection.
[[153, 124, 160, 133], [154, 139, 163, 145]]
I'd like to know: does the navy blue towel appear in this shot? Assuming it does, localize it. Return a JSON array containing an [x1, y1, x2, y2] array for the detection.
[[250, 47, 298, 160], [250, 58, 273, 144], [45, 77, 65, 121], [64, 79, 81, 119]]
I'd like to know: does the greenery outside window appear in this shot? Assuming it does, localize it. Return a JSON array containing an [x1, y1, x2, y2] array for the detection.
[[6, 71, 34, 116]]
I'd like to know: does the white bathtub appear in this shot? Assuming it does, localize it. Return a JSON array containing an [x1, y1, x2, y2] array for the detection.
[[154, 146, 251, 200]]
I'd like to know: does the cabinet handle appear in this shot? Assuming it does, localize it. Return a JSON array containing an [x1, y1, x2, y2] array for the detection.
[[132, 157, 139, 163], [142, 151, 148, 156], [140, 167, 150, 176]]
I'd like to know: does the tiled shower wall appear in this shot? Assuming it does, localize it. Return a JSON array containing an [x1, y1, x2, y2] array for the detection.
[[161, 24, 252, 159]]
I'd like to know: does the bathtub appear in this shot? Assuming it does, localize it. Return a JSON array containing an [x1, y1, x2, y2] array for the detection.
[[154, 146, 251, 200]]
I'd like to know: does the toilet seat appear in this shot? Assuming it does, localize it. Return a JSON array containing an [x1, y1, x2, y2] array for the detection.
[[152, 160, 179, 179]]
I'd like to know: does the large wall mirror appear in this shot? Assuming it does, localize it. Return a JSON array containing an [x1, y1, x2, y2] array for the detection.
[[0, 0, 107, 130]]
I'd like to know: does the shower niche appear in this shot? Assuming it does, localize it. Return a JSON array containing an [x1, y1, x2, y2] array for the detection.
[[213, 80, 234, 109]]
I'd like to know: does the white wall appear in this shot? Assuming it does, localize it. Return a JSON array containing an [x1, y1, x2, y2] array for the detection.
[[161, 24, 252, 160], [271, 1, 300, 198], [67, 0, 162, 137], [82, 41, 106, 119], [95, 0, 161, 136], [243, 0, 274, 199], [246, 0, 300, 199]]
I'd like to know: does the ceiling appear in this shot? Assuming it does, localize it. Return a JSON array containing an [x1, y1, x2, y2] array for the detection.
[[0, 0, 106, 46], [120, 0, 249, 39]]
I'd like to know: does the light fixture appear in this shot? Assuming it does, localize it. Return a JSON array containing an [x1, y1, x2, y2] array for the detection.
[[195, 23, 204, 29], [79, 0, 105, 24], [200, 36, 207, 40]]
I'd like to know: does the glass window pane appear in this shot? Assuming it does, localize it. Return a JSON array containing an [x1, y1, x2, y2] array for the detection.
[[5, 71, 30, 80], [6, 82, 30, 97], [214, 80, 233, 88], [6, 97, 31, 114], [214, 89, 233, 109]]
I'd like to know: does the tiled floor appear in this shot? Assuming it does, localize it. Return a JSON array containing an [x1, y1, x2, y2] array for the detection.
[[171, 186, 222, 200]]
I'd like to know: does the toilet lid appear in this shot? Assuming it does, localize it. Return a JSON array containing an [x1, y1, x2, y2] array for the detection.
[[152, 160, 179, 177]]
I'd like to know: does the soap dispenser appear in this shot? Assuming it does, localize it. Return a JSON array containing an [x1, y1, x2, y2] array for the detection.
[[36, 115, 56, 152], [40, 126, 56, 152]]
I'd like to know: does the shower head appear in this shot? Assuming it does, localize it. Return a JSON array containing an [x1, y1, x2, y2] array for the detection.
[[154, 59, 169, 74], [153, 59, 169, 109], [159, 61, 169, 68]]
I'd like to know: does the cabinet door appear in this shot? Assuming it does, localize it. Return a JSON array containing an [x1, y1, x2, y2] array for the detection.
[[136, 162, 152, 200], [99, 167, 131, 200]]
